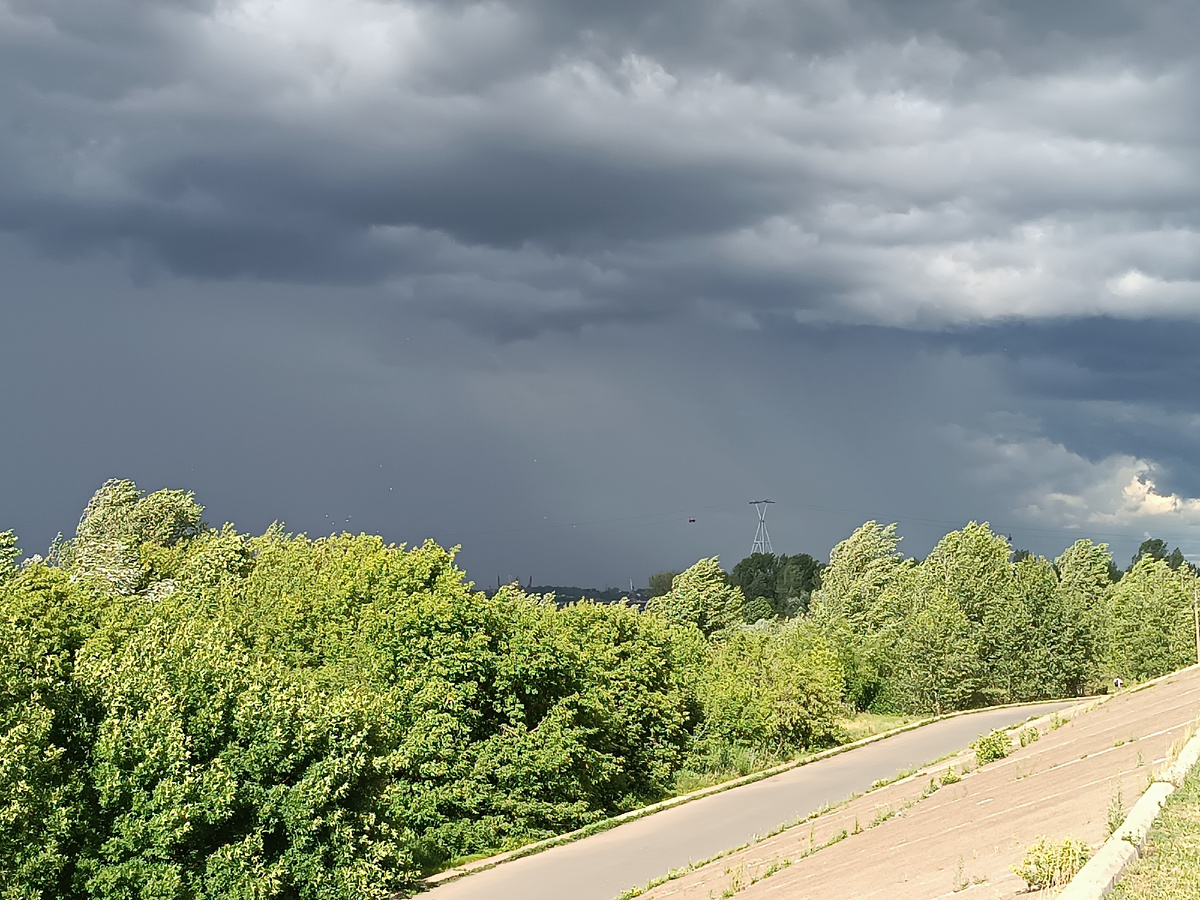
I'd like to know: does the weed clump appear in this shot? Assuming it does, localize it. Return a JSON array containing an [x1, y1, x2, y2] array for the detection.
[[1107, 785, 1126, 837], [974, 729, 1011, 766], [1011, 836, 1089, 890], [1019, 726, 1040, 747]]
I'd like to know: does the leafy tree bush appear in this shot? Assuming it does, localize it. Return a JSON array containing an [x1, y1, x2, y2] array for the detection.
[[646, 557, 743, 638], [974, 729, 1011, 766], [1012, 836, 1089, 890], [0, 565, 102, 900], [689, 620, 843, 767], [1108, 556, 1195, 681]]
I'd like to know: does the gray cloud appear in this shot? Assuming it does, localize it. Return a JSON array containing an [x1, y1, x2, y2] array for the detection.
[[4, 0, 1200, 335]]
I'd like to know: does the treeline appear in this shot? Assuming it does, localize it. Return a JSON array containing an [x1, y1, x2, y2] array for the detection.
[[1, 481, 1196, 900], [807, 521, 1198, 713]]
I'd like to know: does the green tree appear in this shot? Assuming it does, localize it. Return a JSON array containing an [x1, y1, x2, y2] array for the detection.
[[692, 620, 843, 761], [646, 570, 680, 599], [892, 591, 980, 715], [809, 522, 910, 710], [897, 523, 1017, 709], [0, 529, 19, 580], [1108, 556, 1194, 681], [1048, 539, 1113, 695], [0, 564, 102, 900], [729, 552, 780, 619], [775, 553, 823, 616], [1132, 537, 1168, 569], [646, 557, 743, 638], [809, 522, 906, 627], [60, 479, 205, 596]]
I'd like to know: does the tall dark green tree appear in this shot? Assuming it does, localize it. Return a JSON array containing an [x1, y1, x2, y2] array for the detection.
[[1132, 537, 1168, 569], [646, 570, 680, 599]]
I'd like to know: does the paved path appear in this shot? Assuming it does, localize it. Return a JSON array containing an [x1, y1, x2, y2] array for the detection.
[[423, 701, 1075, 900], [640, 665, 1200, 900]]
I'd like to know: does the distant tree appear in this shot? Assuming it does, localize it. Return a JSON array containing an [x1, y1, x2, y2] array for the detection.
[[729, 552, 823, 619], [730, 553, 780, 611], [776, 553, 823, 616], [741, 595, 775, 624], [646, 570, 680, 599], [1011, 548, 1033, 563], [1132, 538, 1168, 569], [1167, 547, 1187, 571]]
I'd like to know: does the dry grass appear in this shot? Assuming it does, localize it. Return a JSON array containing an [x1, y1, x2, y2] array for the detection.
[[836, 711, 917, 743]]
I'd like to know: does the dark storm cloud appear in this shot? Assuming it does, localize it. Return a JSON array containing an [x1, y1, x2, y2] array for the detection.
[[934, 318, 1200, 501], [4, 0, 1200, 335]]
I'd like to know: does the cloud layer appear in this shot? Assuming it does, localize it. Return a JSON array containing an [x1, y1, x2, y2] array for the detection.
[[5, 0, 1200, 335]]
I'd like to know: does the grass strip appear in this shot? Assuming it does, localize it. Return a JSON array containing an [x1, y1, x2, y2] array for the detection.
[[1109, 764, 1200, 900]]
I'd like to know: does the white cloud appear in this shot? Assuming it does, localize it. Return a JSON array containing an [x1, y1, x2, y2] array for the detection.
[[959, 429, 1200, 545]]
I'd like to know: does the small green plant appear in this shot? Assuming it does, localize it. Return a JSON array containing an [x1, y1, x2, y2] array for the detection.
[[940, 766, 962, 786], [1011, 836, 1089, 890], [974, 729, 1011, 766], [871, 805, 894, 826], [1107, 784, 1125, 837], [1019, 726, 1040, 747], [922, 777, 940, 798], [722, 862, 745, 898], [852, 816, 861, 835], [756, 857, 791, 882], [952, 853, 988, 892], [1049, 713, 1067, 731]]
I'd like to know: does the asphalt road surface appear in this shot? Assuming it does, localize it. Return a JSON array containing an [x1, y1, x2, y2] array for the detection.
[[423, 701, 1076, 900]]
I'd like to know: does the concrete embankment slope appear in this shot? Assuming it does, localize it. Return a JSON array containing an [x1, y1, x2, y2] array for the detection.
[[423, 702, 1073, 900], [639, 666, 1200, 900]]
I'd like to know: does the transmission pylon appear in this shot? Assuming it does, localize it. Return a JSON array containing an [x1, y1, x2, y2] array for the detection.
[[750, 500, 774, 554]]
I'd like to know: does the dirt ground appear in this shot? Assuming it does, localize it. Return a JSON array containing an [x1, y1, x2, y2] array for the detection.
[[636, 666, 1200, 900]]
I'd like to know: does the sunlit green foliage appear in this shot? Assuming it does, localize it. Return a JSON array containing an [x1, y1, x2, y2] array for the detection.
[[690, 621, 842, 764], [645, 557, 743, 637], [1108, 556, 1195, 681], [0, 564, 103, 900], [729, 552, 823, 620], [2, 481, 1196, 900]]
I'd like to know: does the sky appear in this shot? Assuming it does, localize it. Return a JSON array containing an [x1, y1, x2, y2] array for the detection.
[[4, 0, 1200, 588]]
